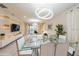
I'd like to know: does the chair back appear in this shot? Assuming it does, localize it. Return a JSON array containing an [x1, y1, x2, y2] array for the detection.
[[40, 43, 55, 56], [55, 43, 69, 56], [17, 37, 25, 50]]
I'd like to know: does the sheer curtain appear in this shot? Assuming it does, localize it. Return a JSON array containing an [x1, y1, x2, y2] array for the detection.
[[66, 6, 79, 43]]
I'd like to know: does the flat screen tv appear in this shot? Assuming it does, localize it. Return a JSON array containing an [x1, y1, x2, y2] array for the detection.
[[11, 24, 20, 32]]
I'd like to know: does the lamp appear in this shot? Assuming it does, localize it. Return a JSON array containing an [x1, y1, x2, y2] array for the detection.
[[35, 8, 53, 20]]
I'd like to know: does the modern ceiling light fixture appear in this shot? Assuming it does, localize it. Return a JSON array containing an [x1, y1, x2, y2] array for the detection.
[[35, 8, 53, 20]]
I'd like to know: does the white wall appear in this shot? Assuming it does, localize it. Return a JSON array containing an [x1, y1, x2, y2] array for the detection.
[[44, 11, 67, 35]]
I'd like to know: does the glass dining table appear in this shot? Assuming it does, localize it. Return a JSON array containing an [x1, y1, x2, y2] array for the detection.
[[23, 35, 50, 56], [23, 39, 42, 56]]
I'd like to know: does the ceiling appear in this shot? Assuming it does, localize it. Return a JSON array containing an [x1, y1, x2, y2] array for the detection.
[[2, 3, 77, 23]]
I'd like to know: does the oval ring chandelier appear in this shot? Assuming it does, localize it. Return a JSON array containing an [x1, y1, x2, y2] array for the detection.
[[35, 8, 53, 20]]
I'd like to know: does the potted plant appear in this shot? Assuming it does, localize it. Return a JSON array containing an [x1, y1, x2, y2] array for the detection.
[[50, 24, 66, 55], [55, 24, 66, 43], [55, 24, 66, 37]]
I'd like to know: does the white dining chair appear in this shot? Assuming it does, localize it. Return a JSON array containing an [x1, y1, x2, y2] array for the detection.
[[55, 43, 69, 56], [40, 43, 55, 56], [74, 47, 79, 56], [16, 37, 33, 56]]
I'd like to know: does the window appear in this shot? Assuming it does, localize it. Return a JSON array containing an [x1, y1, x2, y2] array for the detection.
[[28, 23, 38, 34]]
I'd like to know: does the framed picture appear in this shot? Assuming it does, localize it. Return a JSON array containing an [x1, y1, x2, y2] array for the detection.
[[48, 24, 53, 30]]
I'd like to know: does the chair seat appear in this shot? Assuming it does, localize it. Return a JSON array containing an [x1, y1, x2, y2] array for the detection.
[[20, 47, 32, 51], [19, 47, 33, 56], [19, 50, 33, 55]]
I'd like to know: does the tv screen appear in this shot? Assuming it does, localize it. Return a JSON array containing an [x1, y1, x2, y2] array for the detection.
[[11, 24, 20, 32]]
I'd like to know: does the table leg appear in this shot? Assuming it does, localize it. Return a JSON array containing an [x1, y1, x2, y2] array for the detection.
[[32, 48, 39, 56], [54, 44, 57, 56]]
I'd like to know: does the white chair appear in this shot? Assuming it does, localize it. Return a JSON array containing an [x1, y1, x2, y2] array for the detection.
[[58, 35, 66, 43], [74, 47, 79, 56], [40, 43, 55, 56], [67, 46, 75, 56], [16, 37, 33, 56], [55, 43, 69, 56]]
